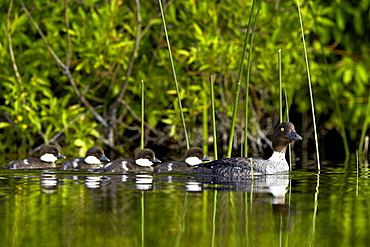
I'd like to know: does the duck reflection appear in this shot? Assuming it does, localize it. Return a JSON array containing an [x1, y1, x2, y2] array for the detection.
[[196, 174, 292, 214], [185, 180, 203, 192]]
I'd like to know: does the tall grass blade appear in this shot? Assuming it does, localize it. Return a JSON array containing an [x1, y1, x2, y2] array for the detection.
[[242, 0, 257, 157], [227, 0, 261, 158], [175, 193, 188, 246], [202, 82, 209, 154], [210, 75, 218, 160], [229, 192, 240, 245], [141, 80, 145, 150], [141, 190, 145, 247], [284, 90, 293, 171], [278, 49, 283, 123], [244, 191, 249, 246], [359, 91, 370, 160], [296, 0, 320, 169], [211, 188, 218, 247], [309, 173, 320, 247], [356, 150, 359, 197], [307, 3, 350, 160], [158, 0, 190, 149]]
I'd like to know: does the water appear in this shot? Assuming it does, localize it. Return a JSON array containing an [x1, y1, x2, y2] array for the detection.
[[0, 163, 369, 247]]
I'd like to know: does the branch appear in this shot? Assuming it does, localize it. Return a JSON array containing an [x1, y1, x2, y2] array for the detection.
[[107, 0, 143, 143], [30, 106, 115, 155], [20, 1, 109, 129], [7, 0, 23, 87], [109, 0, 142, 112]]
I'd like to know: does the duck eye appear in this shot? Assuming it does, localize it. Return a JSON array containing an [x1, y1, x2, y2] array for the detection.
[[280, 127, 285, 131]]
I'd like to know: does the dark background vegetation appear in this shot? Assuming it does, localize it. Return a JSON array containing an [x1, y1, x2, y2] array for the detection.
[[1, 0, 369, 162]]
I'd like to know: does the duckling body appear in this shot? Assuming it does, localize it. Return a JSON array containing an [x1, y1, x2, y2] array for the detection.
[[155, 147, 210, 173], [101, 149, 161, 173], [60, 147, 109, 170], [3, 145, 66, 169]]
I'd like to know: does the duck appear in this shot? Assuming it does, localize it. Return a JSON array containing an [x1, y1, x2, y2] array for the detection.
[[192, 122, 302, 179], [100, 148, 161, 173], [2, 145, 66, 169], [154, 147, 210, 173], [59, 146, 110, 170]]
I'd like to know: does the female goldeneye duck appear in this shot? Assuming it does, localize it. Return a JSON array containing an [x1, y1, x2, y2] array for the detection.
[[60, 146, 110, 170], [192, 122, 302, 179], [154, 147, 210, 173], [2, 145, 66, 169], [100, 148, 161, 173]]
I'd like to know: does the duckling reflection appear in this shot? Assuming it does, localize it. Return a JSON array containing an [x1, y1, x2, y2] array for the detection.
[[41, 174, 58, 194], [135, 174, 153, 190], [85, 176, 103, 189]]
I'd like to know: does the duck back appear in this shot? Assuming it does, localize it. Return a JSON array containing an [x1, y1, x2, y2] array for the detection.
[[193, 157, 288, 179]]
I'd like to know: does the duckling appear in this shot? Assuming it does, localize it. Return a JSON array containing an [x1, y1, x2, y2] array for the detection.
[[60, 146, 109, 170], [100, 148, 161, 173]]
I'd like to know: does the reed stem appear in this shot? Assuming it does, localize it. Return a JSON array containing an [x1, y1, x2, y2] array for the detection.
[[278, 49, 283, 123], [202, 81, 209, 154], [211, 188, 218, 247], [285, 90, 292, 171], [296, 0, 320, 169], [141, 190, 145, 247], [307, 2, 350, 160], [227, 0, 261, 158], [158, 0, 190, 149], [359, 90, 370, 160], [210, 75, 218, 160], [140, 80, 145, 149], [242, 0, 257, 158]]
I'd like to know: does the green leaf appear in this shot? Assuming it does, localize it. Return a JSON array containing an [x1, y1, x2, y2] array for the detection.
[[336, 8, 346, 31], [0, 122, 11, 128]]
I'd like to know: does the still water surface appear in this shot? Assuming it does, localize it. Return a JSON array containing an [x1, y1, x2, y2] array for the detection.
[[0, 162, 369, 247]]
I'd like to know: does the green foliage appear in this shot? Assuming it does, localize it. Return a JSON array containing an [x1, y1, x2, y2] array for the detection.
[[0, 0, 369, 157]]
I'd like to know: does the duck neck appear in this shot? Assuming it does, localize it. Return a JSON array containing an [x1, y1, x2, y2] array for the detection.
[[268, 151, 287, 163]]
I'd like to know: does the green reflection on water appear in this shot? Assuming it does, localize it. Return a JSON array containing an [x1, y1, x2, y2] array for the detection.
[[0, 165, 369, 247]]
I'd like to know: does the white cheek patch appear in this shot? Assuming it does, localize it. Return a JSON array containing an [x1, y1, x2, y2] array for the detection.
[[84, 156, 101, 165], [24, 159, 29, 165], [40, 153, 57, 163], [135, 158, 153, 167], [268, 151, 287, 163], [185, 157, 202, 166], [167, 164, 172, 171]]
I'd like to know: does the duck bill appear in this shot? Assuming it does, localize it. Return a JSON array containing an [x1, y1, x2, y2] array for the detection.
[[153, 158, 161, 164], [202, 156, 211, 162], [100, 156, 110, 162], [288, 131, 302, 141], [57, 154, 66, 159]]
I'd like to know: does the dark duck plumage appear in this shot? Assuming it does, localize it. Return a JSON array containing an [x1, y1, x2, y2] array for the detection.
[[100, 148, 161, 173], [192, 122, 302, 179], [154, 147, 210, 173], [2, 145, 66, 169], [60, 146, 109, 170]]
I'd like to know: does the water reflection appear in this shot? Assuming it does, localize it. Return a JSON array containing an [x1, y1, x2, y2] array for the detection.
[[135, 174, 153, 190], [85, 176, 103, 189], [1, 164, 370, 246], [185, 180, 203, 192], [40, 174, 58, 193]]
